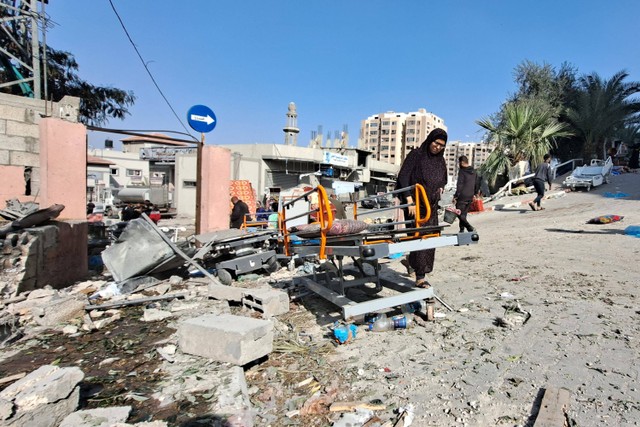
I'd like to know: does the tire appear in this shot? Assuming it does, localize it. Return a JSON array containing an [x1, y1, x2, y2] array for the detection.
[[216, 268, 233, 286], [263, 255, 279, 273]]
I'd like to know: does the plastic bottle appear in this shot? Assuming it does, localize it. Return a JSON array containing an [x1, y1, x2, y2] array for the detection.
[[401, 301, 424, 314], [368, 314, 413, 332], [352, 312, 386, 325]]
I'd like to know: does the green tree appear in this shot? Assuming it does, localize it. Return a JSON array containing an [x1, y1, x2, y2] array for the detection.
[[476, 101, 571, 185], [45, 47, 135, 126], [565, 71, 640, 160], [0, 4, 135, 126], [511, 60, 578, 119]]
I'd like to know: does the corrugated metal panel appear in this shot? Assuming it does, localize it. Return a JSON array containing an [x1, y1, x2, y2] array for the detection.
[[267, 172, 299, 190]]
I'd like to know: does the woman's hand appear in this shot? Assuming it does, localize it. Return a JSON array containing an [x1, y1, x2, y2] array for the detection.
[[407, 196, 415, 217]]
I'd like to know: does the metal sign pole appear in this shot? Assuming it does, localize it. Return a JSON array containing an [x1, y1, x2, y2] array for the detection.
[[195, 132, 204, 234]]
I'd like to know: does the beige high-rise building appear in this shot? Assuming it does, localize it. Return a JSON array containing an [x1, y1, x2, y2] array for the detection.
[[359, 108, 447, 165], [444, 141, 496, 179]]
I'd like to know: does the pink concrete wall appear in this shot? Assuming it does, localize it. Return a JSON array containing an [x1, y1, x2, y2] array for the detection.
[[200, 145, 231, 232], [39, 118, 86, 220], [0, 165, 27, 203]]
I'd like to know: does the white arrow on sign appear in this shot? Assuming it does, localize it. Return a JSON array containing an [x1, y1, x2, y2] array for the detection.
[[190, 114, 215, 125]]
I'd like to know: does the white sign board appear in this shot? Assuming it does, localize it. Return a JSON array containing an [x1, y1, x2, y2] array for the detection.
[[323, 151, 349, 167]]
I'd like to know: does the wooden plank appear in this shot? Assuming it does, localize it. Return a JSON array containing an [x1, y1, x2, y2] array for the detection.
[[0, 372, 26, 385], [534, 387, 571, 427], [329, 401, 386, 412]]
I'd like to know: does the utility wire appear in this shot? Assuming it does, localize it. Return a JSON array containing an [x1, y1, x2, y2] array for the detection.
[[107, 0, 194, 138]]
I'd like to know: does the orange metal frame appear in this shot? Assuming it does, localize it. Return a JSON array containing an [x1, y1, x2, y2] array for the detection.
[[281, 183, 440, 260]]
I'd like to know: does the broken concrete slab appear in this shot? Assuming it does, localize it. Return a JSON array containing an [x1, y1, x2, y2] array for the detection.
[[142, 308, 173, 322], [177, 313, 273, 366], [0, 364, 84, 427], [59, 405, 132, 427], [211, 366, 255, 424], [34, 295, 86, 326]]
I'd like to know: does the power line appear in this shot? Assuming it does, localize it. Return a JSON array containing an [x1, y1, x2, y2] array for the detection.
[[107, 0, 194, 138]]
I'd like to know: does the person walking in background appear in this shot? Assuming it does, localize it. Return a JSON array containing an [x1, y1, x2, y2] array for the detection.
[[256, 201, 269, 222], [230, 196, 250, 228], [529, 153, 553, 211], [452, 155, 480, 233], [149, 205, 162, 225], [396, 128, 449, 288]]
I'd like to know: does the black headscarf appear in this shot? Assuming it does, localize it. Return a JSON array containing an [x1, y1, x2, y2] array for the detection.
[[396, 128, 449, 203], [420, 128, 448, 156]]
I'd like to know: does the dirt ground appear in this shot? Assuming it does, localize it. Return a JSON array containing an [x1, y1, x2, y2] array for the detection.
[[323, 171, 640, 426], [1, 172, 639, 426]]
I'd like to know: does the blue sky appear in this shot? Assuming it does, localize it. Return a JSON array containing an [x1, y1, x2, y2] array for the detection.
[[45, 0, 640, 148]]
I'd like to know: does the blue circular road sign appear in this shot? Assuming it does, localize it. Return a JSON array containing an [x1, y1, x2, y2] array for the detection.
[[187, 105, 217, 133]]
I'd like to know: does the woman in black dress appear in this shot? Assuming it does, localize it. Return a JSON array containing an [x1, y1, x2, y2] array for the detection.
[[396, 128, 448, 288]]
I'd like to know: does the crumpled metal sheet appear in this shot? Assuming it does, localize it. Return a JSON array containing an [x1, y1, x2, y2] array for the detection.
[[101, 218, 176, 282]]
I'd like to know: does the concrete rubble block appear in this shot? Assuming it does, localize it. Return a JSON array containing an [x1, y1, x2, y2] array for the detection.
[[211, 365, 254, 421], [142, 308, 173, 322], [178, 314, 273, 365], [241, 287, 290, 317], [0, 364, 84, 427], [26, 287, 58, 300], [208, 282, 245, 302], [59, 405, 132, 427], [34, 295, 86, 326]]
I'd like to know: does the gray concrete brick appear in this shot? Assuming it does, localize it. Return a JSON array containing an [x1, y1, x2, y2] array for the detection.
[[0, 103, 29, 122], [178, 314, 273, 365], [0, 119, 6, 134], [9, 150, 39, 167], [241, 287, 290, 317], [0, 149, 9, 164], [208, 282, 245, 302], [6, 121, 39, 139], [1, 135, 29, 151]]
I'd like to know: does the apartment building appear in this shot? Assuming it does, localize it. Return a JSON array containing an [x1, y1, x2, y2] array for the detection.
[[444, 140, 496, 179], [359, 109, 447, 166]]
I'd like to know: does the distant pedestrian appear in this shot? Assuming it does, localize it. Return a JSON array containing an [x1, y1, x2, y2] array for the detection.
[[452, 155, 480, 233], [149, 205, 162, 225], [121, 204, 136, 221], [230, 196, 250, 228], [256, 201, 269, 222], [529, 153, 553, 211]]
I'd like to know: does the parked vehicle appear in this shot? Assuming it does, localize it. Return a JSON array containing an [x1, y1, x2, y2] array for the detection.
[[360, 196, 392, 209]]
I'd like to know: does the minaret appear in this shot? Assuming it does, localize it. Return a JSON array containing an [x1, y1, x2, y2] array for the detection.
[[283, 102, 300, 146]]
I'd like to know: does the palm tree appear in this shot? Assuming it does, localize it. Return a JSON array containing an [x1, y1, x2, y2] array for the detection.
[[565, 71, 640, 161], [476, 102, 571, 185]]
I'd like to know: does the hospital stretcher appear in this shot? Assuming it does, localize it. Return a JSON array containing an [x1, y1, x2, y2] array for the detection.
[[280, 184, 479, 320]]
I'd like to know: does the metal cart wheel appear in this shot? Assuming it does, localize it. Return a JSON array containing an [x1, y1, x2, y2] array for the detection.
[[216, 268, 233, 286], [263, 255, 279, 273]]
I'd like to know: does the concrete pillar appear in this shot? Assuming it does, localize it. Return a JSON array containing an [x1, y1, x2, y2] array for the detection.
[[39, 118, 86, 220], [200, 145, 231, 232]]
